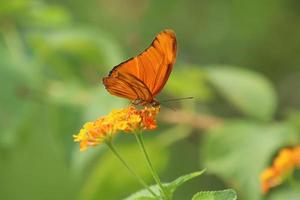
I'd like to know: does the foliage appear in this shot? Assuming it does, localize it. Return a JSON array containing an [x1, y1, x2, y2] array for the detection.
[[192, 189, 237, 200], [0, 0, 300, 200], [125, 170, 206, 200]]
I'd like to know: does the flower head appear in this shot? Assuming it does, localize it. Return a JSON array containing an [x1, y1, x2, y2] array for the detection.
[[260, 167, 282, 194], [74, 106, 160, 151], [260, 145, 300, 194], [292, 147, 300, 165], [273, 148, 294, 172]]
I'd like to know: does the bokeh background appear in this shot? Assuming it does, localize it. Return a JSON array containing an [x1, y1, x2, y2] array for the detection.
[[1, 0, 300, 199]]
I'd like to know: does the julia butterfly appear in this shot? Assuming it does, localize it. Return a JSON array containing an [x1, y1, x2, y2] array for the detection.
[[103, 29, 177, 107]]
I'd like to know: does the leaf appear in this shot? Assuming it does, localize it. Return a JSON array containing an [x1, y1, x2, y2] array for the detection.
[[28, 28, 124, 81], [0, 0, 33, 15], [124, 170, 206, 200], [167, 170, 206, 195], [83, 87, 127, 120], [206, 66, 277, 120], [46, 80, 127, 119], [0, 49, 39, 149], [192, 189, 237, 200], [28, 4, 71, 27], [201, 120, 298, 200], [165, 65, 212, 102], [123, 185, 160, 200]]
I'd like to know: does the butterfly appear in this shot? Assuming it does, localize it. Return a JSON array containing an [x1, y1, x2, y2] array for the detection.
[[102, 29, 177, 107]]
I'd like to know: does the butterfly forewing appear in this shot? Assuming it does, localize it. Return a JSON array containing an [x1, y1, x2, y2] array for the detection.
[[137, 30, 177, 96], [102, 29, 177, 104]]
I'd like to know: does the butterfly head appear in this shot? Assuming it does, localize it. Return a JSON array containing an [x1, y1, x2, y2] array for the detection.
[[132, 99, 160, 107], [150, 99, 160, 107]]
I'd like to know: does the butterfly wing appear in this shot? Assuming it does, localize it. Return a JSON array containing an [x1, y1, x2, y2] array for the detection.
[[103, 71, 152, 101], [103, 29, 177, 102]]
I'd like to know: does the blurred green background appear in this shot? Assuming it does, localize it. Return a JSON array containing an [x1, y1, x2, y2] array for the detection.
[[1, 0, 300, 199]]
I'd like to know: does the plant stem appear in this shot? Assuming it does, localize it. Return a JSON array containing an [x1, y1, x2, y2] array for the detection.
[[134, 132, 169, 200], [105, 141, 159, 199]]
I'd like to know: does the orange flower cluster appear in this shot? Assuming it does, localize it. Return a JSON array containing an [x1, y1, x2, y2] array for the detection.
[[260, 146, 300, 193], [74, 106, 160, 151]]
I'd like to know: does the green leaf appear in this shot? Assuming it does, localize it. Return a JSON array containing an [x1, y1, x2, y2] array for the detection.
[[167, 170, 206, 195], [83, 87, 127, 120], [123, 185, 160, 200], [124, 169, 206, 200], [28, 28, 124, 81], [28, 4, 71, 27], [46, 80, 127, 119], [0, 0, 33, 15], [0, 49, 39, 149], [192, 189, 237, 200], [165, 65, 212, 102], [201, 120, 298, 200], [206, 66, 277, 120]]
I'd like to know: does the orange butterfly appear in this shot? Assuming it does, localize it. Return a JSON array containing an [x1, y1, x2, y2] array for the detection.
[[103, 29, 177, 107]]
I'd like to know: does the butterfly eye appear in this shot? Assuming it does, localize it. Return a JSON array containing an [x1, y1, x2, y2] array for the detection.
[[151, 100, 160, 107]]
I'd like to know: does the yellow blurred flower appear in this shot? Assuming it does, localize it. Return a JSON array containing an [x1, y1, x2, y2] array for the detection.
[[273, 148, 294, 172], [260, 167, 281, 194], [73, 106, 160, 151], [292, 147, 300, 165], [260, 145, 300, 194]]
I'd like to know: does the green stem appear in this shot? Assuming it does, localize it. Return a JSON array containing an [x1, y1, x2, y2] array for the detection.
[[135, 132, 169, 200], [105, 141, 159, 199]]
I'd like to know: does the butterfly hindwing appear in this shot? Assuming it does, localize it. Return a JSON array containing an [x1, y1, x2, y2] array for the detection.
[[103, 71, 152, 101]]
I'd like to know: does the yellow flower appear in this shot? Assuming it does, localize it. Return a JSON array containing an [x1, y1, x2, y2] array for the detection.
[[260, 145, 300, 194], [292, 147, 300, 165], [73, 118, 114, 151], [273, 148, 294, 172], [140, 106, 160, 130], [74, 106, 160, 151], [260, 167, 281, 194]]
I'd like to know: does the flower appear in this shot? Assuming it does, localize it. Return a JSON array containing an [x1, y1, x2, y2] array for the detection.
[[260, 167, 281, 194], [260, 145, 300, 194], [273, 148, 294, 172], [292, 146, 300, 165], [140, 106, 160, 130], [74, 106, 160, 151]]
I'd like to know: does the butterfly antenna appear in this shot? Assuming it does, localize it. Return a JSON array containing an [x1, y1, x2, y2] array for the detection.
[[160, 96, 194, 103], [160, 102, 177, 111]]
